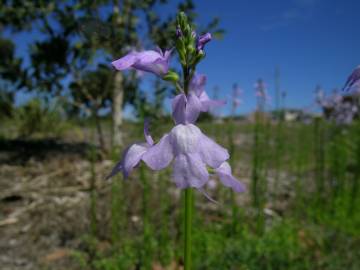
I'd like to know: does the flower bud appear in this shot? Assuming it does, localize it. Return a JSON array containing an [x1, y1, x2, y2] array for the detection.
[[187, 44, 195, 54], [176, 26, 182, 38], [196, 33, 212, 51], [192, 50, 205, 65], [177, 12, 188, 29], [163, 70, 179, 82]]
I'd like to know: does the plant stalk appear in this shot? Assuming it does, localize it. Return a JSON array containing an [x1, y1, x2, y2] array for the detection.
[[184, 188, 193, 270]]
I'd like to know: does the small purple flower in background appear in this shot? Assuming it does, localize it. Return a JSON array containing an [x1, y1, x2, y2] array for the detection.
[[334, 101, 358, 125], [231, 83, 243, 114], [112, 48, 172, 77], [317, 90, 342, 109], [254, 79, 267, 98], [196, 33, 212, 51], [343, 65, 360, 93], [254, 78, 271, 106], [316, 88, 358, 125]]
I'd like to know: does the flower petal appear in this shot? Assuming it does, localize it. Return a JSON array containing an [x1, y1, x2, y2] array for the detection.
[[171, 93, 202, 124], [172, 94, 187, 124], [189, 74, 207, 96], [215, 162, 246, 192], [198, 133, 229, 168], [147, 57, 169, 75], [164, 48, 174, 60], [185, 92, 202, 123], [142, 134, 174, 170], [199, 91, 226, 111], [169, 124, 201, 155], [133, 50, 169, 76], [112, 49, 171, 77], [107, 143, 148, 179], [122, 143, 148, 177], [112, 52, 137, 70], [172, 153, 208, 188]]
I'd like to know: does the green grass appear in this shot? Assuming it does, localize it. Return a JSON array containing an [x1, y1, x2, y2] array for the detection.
[[2, 114, 360, 269]]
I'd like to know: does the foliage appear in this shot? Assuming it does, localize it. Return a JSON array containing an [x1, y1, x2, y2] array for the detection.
[[0, 88, 14, 119], [15, 98, 70, 138]]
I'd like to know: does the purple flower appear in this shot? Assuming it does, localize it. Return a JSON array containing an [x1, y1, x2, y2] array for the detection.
[[172, 74, 225, 124], [254, 79, 271, 104], [317, 90, 342, 109], [176, 26, 182, 38], [316, 89, 358, 125], [233, 98, 242, 107], [254, 79, 266, 97], [196, 33, 212, 51], [141, 123, 243, 191], [231, 84, 243, 111], [172, 93, 202, 125], [112, 48, 172, 77], [190, 74, 226, 111], [106, 121, 154, 179], [334, 102, 358, 125], [343, 65, 360, 92]]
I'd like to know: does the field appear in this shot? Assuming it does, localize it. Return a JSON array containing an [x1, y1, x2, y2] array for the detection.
[[1, 3, 359, 269], [1, 117, 359, 270]]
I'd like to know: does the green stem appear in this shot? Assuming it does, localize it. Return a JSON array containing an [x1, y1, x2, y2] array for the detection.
[[228, 119, 238, 232], [184, 188, 193, 270]]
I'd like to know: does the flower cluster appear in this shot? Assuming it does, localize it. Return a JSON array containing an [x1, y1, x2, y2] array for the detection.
[[316, 88, 358, 125], [108, 12, 245, 193]]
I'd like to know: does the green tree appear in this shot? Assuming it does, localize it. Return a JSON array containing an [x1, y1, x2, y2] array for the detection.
[[0, 37, 27, 119], [0, 0, 224, 150]]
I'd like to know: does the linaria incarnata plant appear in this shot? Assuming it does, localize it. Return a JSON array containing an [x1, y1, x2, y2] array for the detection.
[[107, 12, 245, 270], [108, 15, 245, 193]]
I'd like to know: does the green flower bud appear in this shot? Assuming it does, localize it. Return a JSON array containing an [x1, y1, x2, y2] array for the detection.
[[187, 44, 195, 55], [191, 50, 205, 66], [177, 12, 188, 29], [163, 70, 179, 82]]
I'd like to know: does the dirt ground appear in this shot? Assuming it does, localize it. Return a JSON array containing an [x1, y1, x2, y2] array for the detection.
[[0, 132, 293, 270], [0, 138, 116, 270]]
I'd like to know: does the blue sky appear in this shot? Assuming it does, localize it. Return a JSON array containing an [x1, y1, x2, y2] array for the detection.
[[5, 0, 360, 116], [158, 0, 360, 115]]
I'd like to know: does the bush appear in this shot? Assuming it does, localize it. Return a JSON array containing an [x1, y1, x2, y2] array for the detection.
[[15, 98, 69, 138]]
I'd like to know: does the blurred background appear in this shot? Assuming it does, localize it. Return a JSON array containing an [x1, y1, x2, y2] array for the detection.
[[0, 0, 359, 269]]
